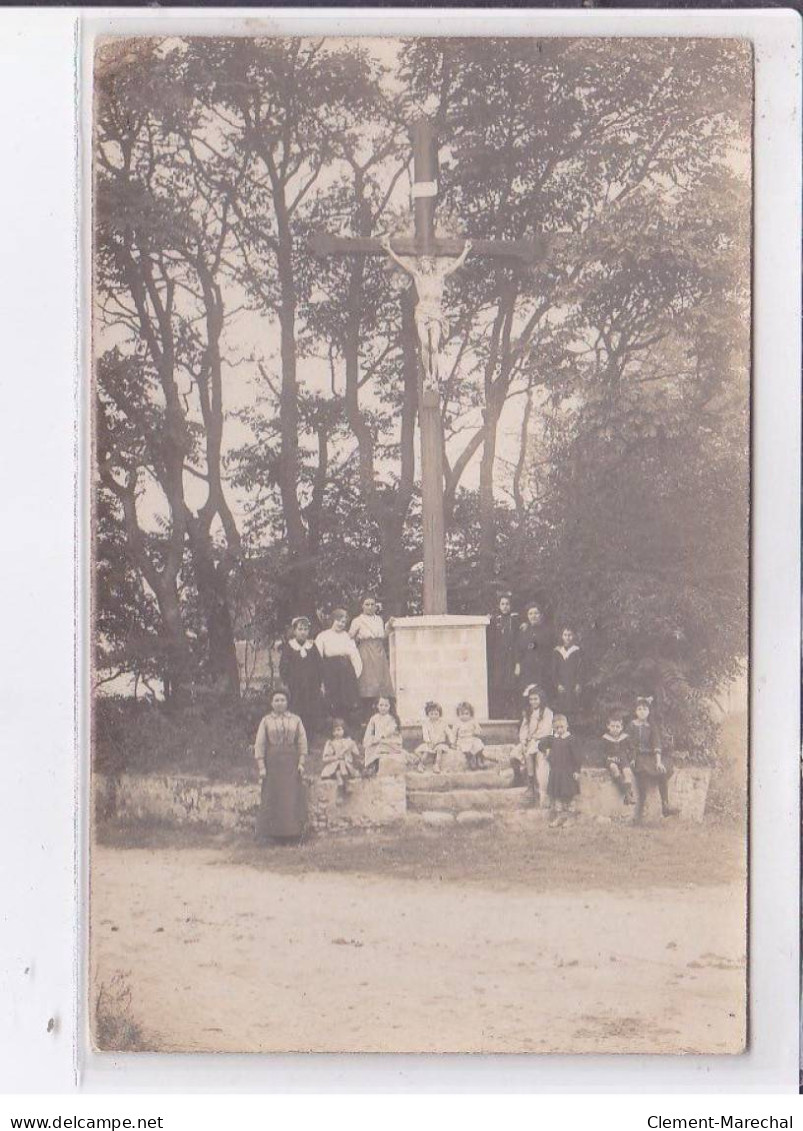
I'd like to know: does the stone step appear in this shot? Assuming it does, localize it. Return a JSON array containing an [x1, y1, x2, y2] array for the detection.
[[408, 786, 531, 814], [405, 768, 515, 792], [401, 721, 521, 747], [404, 745, 518, 775]]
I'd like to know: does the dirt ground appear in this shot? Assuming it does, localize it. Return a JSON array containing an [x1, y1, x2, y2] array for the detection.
[[90, 818, 746, 1055]]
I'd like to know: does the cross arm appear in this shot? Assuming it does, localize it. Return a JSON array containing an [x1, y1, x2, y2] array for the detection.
[[309, 232, 552, 263]]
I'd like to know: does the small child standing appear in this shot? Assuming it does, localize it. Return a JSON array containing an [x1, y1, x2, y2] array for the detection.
[[628, 696, 679, 822], [320, 718, 361, 792], [601, 713, 636, 806], [540, 714, 582, 828], [362, 695, 404, 777], [453, 701, 486, 771], [414, 701, 453, 774]]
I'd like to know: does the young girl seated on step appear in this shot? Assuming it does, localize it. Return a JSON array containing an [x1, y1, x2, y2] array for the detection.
[[414, 701, 453, 774], [320, 718, 361, 793], [510, 684, 553, 805], [453, 701, 487, 771], [362, 695, 404, 777]]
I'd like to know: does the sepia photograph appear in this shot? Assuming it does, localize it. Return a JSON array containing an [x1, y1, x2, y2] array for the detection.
[[90, 34, 751, 1056]]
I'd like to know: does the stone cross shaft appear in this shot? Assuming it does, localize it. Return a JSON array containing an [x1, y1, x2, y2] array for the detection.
[[311, 117, 543, 615]]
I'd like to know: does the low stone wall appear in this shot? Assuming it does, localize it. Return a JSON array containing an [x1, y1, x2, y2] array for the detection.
[[310, 778, 407, 829], [95, 773, 259, 833], [97, 762, 711, 834], [576, 766, 711, 823], [95, 773, 407, 833]]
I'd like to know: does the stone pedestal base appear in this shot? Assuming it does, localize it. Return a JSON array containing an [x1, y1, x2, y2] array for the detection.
[[388, 614, 490, 726]]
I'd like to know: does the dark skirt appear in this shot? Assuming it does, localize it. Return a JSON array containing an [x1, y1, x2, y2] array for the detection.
[[489, 660, 518, 718], [546, 753, 580, 802], [256, 747, 307, 840], [552, 686, 580, 721], [518, 655, 547, 698], [356, 639, 394, 699], [284, 661, 323, 736], [321, 655, 360, 718], [634, 753, 674, 778]]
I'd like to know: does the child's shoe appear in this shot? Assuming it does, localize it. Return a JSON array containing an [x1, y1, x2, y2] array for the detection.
[[662, 805, 679, 818]]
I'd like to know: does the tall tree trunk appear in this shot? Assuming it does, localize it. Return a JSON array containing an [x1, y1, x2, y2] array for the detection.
[[265, 148, 315, 610], [187, 527, 240, 702], [478, 414, 499, 594], [191, 270, 243, 702], [158, 585, 191, 706]]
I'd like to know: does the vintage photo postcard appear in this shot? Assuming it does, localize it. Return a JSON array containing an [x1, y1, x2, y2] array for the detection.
[[89, 34, 750, 1054]]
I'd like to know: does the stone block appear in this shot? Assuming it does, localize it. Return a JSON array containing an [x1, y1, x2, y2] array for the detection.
[[111, 774, 260, 832], [408, 786, 530, 813], [438, 748, 471, 774], [309, 776, 407, 827], [388, 614, 490, 725], [420, 810, 456, 827], [572, 766, 711, 823], [456, 810, 494, 827], [376, 752, 408, 777], [573, 769, 630, 820], [666, 766, 711, 823], [407, 768, 514, 792]]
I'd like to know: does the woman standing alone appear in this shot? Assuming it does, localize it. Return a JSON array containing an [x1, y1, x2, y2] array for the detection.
[[254, 690, 308, 843]]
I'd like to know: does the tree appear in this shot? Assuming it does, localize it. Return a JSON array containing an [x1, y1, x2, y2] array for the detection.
[[399, 36, 751, 593], [95, 39, 243, 700], [93, 35, 752, 746]]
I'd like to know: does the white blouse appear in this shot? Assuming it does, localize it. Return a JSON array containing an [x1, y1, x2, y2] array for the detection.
[[315, 628, 363, 677], [349, 614, 386, 642], [519, 707, 554, 750]]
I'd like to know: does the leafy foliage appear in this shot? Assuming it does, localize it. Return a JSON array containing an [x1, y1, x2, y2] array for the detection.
[[94, 37, 751, 755]]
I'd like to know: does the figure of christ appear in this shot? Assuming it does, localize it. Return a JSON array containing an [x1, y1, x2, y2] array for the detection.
[[380, 236, 472, 389]]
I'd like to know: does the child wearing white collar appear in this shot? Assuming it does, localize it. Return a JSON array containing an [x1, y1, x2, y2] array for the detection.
[[550, 625, 582, 721], [601, 713, 636, 806]]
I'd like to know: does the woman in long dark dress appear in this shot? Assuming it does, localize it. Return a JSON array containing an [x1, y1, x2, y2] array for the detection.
[[279, 616, 323, 739], [487, 593, 519, 719], [515, 603, 552, 696], [254, 690, 308, 842]]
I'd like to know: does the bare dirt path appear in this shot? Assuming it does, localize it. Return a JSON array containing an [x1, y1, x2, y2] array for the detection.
[[91, 843, 745, 1054]]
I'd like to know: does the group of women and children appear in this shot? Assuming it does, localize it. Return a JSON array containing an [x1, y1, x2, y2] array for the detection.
[[253, 593, 678, 840]]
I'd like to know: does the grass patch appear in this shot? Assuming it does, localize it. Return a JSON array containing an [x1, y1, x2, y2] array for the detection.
[[92, 972, 159, 1052], [94, 697, 331, 780], [98, 816, 745, 895]]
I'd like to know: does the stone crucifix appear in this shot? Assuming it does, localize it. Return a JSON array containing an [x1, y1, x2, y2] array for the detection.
[[311, 118, 543, 615], [380, 234, 472, 392]]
